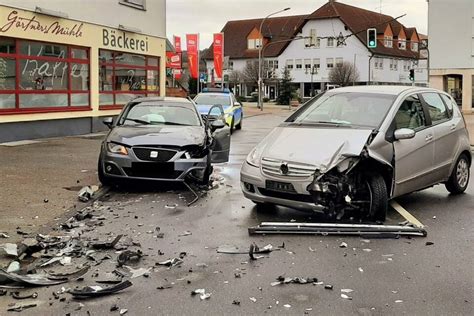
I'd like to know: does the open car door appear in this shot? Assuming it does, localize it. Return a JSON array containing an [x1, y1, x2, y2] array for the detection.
[[207, 105, 231, 163]]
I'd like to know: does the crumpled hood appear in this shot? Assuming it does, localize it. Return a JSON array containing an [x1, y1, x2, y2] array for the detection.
[[107, 125, 206, 147], [261, 126, 373, 171]]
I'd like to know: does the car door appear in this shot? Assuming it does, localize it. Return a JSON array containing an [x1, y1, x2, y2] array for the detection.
[[392, 94, 436, 197], [207, 105, 231, 163], [231, 94, 243, 123], [420, 92, 460, 181]]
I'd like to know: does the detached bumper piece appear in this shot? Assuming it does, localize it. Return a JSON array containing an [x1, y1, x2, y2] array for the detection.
[[248, 222, 427, 237]]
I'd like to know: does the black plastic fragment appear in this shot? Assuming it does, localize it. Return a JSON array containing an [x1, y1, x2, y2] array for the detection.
[[117, 250, 143, 267], [90, 235, 123, 249], [69, 280, 133, 298]]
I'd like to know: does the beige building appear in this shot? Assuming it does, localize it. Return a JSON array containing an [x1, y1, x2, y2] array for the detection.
[[428, 0, 473, 114], [0, 0, 166, 142]]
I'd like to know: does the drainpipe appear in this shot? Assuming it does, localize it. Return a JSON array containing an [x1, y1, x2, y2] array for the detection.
[[368, 53, 375, 85]]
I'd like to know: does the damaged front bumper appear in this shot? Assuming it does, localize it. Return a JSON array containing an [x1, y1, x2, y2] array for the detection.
[[240, 161, 323, 212], [101, 147, 208, 182]]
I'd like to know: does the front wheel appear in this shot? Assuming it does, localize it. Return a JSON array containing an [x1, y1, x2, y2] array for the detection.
[[235, 115, 242, 130], [361, 173, 387, 222], [445, 153, 470, 194]]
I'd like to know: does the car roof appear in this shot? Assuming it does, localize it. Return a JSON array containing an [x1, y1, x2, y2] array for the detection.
[[196, 92, 231, 97], [327, 85, 441, 96]]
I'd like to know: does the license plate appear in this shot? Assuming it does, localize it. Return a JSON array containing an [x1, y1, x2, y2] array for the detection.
[[265, 180, 296, 193], [132, 162, 174, 172]]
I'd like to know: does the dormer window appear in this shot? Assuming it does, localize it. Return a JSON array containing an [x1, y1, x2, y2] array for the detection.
[[398, 39, 406, 50], [411, 41, 418, 52], [247, 38, 262, 50], [384, 36, 393, 48]]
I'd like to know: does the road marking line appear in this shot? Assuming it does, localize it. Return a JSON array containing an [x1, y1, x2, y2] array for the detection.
[[390, 200, 424, 228]]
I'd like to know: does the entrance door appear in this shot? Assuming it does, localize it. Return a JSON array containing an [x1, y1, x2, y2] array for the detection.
[[269, 86, 275, 100]]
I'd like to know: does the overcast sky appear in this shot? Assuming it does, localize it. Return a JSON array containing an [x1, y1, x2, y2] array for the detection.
[[166, 0, 427, 49]]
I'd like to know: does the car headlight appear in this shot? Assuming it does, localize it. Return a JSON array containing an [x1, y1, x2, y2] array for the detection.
[[107, 143, 129, 155], [246, 146, 261, 167]]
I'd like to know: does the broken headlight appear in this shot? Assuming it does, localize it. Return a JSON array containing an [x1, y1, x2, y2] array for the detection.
[[107, 143, 128, 155], [182, 145, 208, 158]]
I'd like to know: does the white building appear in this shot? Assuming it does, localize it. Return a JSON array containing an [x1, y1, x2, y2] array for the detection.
[[428, 0, 473, 113], [204, 0, 427, 100]]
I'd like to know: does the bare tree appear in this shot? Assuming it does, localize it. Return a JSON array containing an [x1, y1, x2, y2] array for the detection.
[[242, 60, 259, 84], [228, 69, 242, 93], [328, 61, 359, 87]]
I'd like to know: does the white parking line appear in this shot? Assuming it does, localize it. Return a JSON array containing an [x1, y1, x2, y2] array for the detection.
[[390, 200, 425, 228]]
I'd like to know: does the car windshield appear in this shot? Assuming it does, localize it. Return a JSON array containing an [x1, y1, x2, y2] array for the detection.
[[119, 102, 201, 126], [194, 94, 231, 106], [289, 92, 396, 128]]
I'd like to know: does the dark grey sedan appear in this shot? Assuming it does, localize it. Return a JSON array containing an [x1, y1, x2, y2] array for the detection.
[[98, 97, 231, 185]]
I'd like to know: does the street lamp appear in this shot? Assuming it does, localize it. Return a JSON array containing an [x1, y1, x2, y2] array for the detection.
[[305, 65, 318, 97], [258, 7, 290, 111]]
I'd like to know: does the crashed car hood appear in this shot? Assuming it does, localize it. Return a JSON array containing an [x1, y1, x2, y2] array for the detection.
[[107, 125, 206, 147], [261, 126, 373, 170]]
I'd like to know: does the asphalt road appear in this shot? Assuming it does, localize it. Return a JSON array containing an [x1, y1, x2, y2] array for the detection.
[[1, 111, 473, 315]]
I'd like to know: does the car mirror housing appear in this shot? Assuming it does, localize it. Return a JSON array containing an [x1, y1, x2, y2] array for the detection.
[[103, 117, 114, 129], [234, 102, 241, 107], [394, 128, 415, 140], [210, 120, 225, 131]]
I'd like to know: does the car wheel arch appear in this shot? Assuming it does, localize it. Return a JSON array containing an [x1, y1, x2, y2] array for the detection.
[[355, 158, 394, 198]]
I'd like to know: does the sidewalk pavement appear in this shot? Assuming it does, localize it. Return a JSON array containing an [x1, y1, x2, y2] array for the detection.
[[464, 114, 474, 145], [0, 134, 104, 242]]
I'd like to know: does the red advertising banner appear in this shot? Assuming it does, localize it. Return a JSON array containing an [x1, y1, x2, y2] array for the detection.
[[166, 52, 181, 69], [213, 33, 224, 79], [174, 35, 182, 53], [186, 34, 199, 79]]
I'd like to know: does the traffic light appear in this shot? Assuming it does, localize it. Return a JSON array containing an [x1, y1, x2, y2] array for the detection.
[[367, 28, 377, 48], [409, 69, 415, 81]]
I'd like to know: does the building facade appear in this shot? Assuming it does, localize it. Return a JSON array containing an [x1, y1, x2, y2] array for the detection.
[[428, 0, 473, 113], [0, 0, 166, 142], [204, 1, 427, 100]]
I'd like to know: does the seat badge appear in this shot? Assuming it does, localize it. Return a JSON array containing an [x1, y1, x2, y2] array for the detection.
[[150, 151, 159, 158]]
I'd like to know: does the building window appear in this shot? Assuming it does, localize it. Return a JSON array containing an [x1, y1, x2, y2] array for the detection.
[[393, 59, 398, 71], [398, 40, 406, 50], [119, 0, 146, 10], [411, 41, 418, 52], [0, 37, 90, 113], [228, 61, 233, 70], [295, 59, 302, 70], [384, 36, 393, 48], [313, 58, 320, 70], [335, 57, 343, 67], [99, 49, 160, 108], [327, 37, 334, 47], [286, 59, 293, 69], [326, 58, 334, 69], [247, 38, 262, 50], [304, 59, 311, 70]]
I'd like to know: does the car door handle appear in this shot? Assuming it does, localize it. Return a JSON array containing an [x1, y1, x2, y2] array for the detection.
[[425, 135, 433, 142], [450, 123, 456, 130]]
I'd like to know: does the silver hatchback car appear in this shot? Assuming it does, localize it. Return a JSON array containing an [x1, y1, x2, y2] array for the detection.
[[241, 86, 471, 221]]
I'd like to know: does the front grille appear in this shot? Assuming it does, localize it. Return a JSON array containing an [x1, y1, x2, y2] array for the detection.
[[132, 147, 177, 162], [258, 188, 314, 203], [123, 162, 181, 179], [261, 158, 315, 178]]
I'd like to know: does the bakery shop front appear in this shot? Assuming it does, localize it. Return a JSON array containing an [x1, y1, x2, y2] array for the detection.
[[0, 6, 166, 142]]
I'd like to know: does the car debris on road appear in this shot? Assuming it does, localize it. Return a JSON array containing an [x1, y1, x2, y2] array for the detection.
[[69, 280, 132, 298]]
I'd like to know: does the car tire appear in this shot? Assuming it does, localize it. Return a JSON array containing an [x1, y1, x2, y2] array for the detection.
[[366, 173, 388, 222], [198, 155, 213, 185], [445, 153, 470, 195], [98, 158, 113, 187], [236, 115, 242, 130]]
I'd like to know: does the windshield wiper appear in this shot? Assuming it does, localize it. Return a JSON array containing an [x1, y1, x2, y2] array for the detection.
[[162, 121, 191, 126], [296, 120, 352, 127], [124, 118, 151, 125]]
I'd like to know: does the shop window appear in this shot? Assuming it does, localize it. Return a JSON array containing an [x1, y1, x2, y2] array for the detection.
[[0, 37, 90, 113], [99, 49, 160, 108]]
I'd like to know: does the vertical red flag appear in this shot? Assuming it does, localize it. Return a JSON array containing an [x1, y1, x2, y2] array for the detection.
[[174, 36, 182, 53], [213, 33, 224, 79], [186, 34, 199, 79]]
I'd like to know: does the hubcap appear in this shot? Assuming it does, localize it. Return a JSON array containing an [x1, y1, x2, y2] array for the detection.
[[456, 158, 469, 188]]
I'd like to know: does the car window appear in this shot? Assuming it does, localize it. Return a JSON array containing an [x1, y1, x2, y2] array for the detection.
[[194, 94, 231, 107], [120, 102, 201, 126], [290, 92, 396, 128], [440, 94, 455, 118], [422, 93, 449, 123], [395, 95, 426, 130]]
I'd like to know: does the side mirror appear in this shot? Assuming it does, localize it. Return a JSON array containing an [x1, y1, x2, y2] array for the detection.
[[103, 117, 114, 129], [394, 128, 415, 140], [210, 119, 225, 131], [234, 102, 241, 107]]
